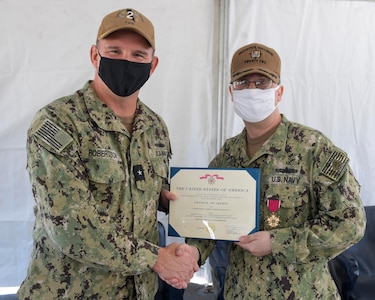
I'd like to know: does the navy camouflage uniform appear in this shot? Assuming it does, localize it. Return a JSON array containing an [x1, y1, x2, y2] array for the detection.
[[18, 81, 171, 299], [188, 115, 366, 299]]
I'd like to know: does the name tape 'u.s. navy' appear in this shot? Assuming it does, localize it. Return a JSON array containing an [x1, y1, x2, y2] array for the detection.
[[34, 119, 73, 153], [321, 150, 349, 181]]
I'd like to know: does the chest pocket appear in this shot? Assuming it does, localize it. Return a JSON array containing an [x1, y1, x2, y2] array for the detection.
[[88, 159, 125, 184], [86, 159, 126, 218], [265, 182, 311, 228], [134, 157, 168, 192], [151, 157, 168, 180]]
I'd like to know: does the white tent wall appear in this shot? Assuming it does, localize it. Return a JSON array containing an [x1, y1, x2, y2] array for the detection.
[[0, 0, 374, 289]]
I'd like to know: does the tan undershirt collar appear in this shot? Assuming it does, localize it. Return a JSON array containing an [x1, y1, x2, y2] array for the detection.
[[119, 115, 135, 134], [246, 118, 281, 159]]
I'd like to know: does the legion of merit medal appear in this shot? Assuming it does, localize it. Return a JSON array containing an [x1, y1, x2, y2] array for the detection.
[[266, 198, 281, 228]]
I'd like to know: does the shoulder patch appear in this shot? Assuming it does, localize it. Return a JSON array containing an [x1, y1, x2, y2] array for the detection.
[[34, 119, 73, 153], [321, 150, 349, 181]]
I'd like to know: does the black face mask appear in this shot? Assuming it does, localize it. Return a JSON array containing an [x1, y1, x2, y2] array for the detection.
[[98, 53, 152, 97]]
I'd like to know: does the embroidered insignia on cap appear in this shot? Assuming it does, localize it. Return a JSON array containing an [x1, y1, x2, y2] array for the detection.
[[321, 150, 349, 181], [251, 50, 261, 58], [34, 119, 73, 153]]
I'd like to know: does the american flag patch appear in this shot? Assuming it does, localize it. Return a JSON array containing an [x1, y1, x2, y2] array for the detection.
[[321, 150, 349, 181], [34, 119, 73, 153]]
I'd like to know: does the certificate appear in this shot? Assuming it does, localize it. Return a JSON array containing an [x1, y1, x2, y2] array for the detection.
[[168, 167, 260, 241]]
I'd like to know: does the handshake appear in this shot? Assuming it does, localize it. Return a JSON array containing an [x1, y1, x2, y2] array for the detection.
[[153, 243, 200, 289]]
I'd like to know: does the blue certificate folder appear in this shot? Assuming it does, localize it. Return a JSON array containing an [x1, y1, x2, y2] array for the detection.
[[168, 167, 261, 241]]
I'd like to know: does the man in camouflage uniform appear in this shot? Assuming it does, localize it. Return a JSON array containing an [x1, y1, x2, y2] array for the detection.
[[18, 8, 199, 300], [186, 43, 366, 299]]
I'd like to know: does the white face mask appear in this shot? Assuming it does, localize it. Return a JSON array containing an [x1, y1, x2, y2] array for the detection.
[[232, 86, 280, 123]]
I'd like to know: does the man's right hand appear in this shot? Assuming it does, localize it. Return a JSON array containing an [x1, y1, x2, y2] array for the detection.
[[152, 243, 200, 289]]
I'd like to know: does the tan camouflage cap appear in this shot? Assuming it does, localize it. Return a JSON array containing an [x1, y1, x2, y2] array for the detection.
[[230, 43, 281, 83], [97, 8, 155, 49]]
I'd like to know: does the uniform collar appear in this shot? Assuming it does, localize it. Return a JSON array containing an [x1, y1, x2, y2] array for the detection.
[[234, 115, 288, 165], [82, 81, 152, 135], [250, 114, 288, 161]]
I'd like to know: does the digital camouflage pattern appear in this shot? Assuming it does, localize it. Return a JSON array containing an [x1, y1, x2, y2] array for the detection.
[[188, 115, 366, 300], [18, 81, 172, 299]]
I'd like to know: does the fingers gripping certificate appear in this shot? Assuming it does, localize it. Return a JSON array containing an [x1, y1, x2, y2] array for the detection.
[[168, 168, 260, 241]]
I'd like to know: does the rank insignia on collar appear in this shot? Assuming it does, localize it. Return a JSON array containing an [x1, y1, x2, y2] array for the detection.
[[133, 165, 145, 181], [266, 198, 281, 228]]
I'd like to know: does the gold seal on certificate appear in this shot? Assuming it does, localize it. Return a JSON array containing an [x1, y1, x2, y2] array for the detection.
[[168, 167, 260, 241]]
